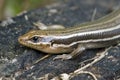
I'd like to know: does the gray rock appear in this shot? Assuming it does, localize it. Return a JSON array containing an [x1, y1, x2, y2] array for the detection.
[[0, 0, 120, 80]]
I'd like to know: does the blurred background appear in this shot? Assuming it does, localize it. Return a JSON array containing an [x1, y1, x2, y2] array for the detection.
[[0, 0, 55, 20]]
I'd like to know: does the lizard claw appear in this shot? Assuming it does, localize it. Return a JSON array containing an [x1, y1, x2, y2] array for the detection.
[[53, 54, 72, 60]]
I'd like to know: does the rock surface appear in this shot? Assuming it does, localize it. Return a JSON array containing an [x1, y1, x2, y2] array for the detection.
[[0, 0, 120, 80]]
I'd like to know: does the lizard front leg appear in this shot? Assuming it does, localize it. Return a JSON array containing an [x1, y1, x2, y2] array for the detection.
[[53, 44, 86, 60]]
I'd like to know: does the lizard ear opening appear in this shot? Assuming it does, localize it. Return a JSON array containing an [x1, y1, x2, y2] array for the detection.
[[50, 40, 54, 46]]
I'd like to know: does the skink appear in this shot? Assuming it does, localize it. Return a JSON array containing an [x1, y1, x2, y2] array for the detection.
[[18, 9, 120, 59]]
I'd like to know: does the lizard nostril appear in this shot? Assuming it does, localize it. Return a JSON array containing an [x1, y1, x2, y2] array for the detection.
[[18, 36, 22, 42], [18, 36, 26, 43]]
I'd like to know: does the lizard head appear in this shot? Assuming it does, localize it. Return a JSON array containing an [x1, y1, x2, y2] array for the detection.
[[18, 30, 72, 54], [18, 30, 55, 53]]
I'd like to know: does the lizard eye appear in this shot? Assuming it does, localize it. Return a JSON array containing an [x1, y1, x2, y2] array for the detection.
[[30, 36, 41, 43]]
